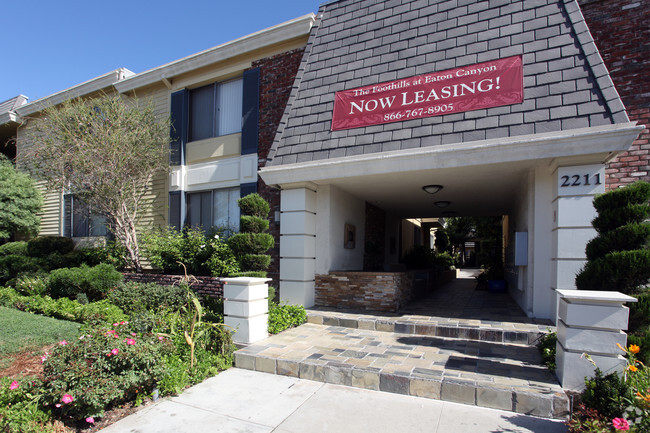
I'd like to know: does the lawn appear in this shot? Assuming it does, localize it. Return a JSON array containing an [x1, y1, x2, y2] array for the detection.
[[0, 306, 80, 371]]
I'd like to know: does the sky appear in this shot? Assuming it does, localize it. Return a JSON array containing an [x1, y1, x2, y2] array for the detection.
[[1, 0, 323, 104]]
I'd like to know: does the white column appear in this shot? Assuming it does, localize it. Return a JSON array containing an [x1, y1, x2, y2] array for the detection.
[[555, 290, 637, 391], [279, 183, 317, 307], [551, 164, 605, 319], [223, 277, 270, 345]]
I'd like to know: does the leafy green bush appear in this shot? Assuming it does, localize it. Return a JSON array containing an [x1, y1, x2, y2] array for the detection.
[[268, 302, 307, 334], [0, 286, 126, 325], [14, 274, 48, 296], [0, 254, 46, 285], [581, 368, 628, 420], [240, 215, 269, 233], [536, 331, 557, 372], [76, 241, 128, 270], [141, 227, 239, 276], [238, 193, 270, 217], [0, 241, 28, 256], [41, 323, 173, 421], [48, 263, 123, 301], [26, 236, 74, 258], [0, 377, 58, 433], [108, 282, 187, 315], [432, 252, 455, 270]]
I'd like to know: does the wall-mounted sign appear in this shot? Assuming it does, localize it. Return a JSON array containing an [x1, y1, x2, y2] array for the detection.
[[331, 56, 523, 131]]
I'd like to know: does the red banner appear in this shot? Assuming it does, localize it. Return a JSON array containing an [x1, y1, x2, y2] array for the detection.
[[331, 56, 523, 131]]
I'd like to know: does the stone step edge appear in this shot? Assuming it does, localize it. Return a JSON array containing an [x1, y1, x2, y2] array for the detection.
[[307, 313, 547, 346], [234, 352, 569, 420]]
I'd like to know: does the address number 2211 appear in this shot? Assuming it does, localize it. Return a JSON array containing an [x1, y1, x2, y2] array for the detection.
[[560, 173, 602, 187]]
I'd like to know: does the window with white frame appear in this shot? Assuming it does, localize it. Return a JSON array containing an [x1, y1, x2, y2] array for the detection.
[[188, 78, 243, 142], [186, 187, 240, 232]]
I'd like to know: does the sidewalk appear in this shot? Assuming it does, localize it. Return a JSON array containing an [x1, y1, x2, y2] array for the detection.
[[100, 368, 567, 433]]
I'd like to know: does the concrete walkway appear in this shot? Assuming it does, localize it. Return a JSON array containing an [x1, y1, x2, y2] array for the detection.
[[100, 368, 567, 433]]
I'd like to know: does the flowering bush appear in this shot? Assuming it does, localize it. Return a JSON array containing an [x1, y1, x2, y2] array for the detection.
[[40, 322, 173, 421], [0, 377, 59, 433], [569, 344, 650, 432]]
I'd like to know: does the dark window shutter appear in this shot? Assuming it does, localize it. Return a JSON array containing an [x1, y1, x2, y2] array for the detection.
[[63, 194, 72, 238], [170, 90, 188, 165], [169, 191, 182, 230], [240, 182, 257, 199], [241, 68, 260, 156]]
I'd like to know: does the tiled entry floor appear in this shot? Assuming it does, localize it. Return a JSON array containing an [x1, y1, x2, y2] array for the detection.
[[234, 270, 568, 419]]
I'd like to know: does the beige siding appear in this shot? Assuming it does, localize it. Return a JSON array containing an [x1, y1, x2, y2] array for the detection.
[[38, 182, 62, 236]]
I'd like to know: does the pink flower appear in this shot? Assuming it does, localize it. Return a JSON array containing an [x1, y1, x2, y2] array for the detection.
[[86, 417, 95, 424], [111, 348, 119, 355], [612, 418, 630, 430], [59, 340, 68, 346], [61, 394, 73, 404], [9, 381, 19, 390], [131, 332, 136, 337], [158, 336, 164, 341], [125, 338, 136, 345], [55, 404, 61, 408], [113, 322, 119, 326]]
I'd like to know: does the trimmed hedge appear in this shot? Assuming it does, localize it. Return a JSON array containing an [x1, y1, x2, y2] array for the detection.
[[48, 263, 123, 301], [26, 236, 74, 258]]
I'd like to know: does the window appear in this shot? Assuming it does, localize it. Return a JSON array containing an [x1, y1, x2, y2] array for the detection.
[[63, 195, 110, 238], [186, 187, 240, 232], [188, 79, 243, 142]]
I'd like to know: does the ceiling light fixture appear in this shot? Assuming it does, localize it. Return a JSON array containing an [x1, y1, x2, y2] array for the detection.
[[435, 201, 451, 208], [422, 184, 443, 194]]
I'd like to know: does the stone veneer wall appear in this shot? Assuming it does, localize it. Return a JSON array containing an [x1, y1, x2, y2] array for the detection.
[[315, 271, 415, 312], [123, 273, 224, 299], [248, 48, 306, 286], [580, 0, 650, 188]]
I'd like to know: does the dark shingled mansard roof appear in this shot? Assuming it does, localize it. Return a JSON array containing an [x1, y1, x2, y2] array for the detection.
[[268, 0, 628, 166]]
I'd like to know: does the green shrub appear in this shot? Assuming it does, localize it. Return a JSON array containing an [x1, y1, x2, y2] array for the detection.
[[41, 324, 173, 421], [536, 331, 557, 372], [108, 282, 187, 315], [76, 241, 128, 270], [581, 368, 627, 420], [227, 233, 274, 254], [238, 193, 270, 217], [0, 241, 28, 256], [432, 252, 455, 270], [575, 250, 650, 294], [586, 224, 650, 261], [48, 263, 123, 301], [239, 254, 271, 271], [141, 227, 238, 276], [268, 302, 306, 334], [240, 215, 269, 233], [593, 181, 650, 212], [0, 254, 46, 285], [26, 236, 74, 258], [593, 204, 650, 234], [14, 274, 48, 296]]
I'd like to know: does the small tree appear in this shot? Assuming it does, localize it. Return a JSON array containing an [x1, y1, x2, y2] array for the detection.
[[575, 181, 650, 294], [24, 94, 170, 271], [0, 155, 42, 240], [228, 193, 274, 277]]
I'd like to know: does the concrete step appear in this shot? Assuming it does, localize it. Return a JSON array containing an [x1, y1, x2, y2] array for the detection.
[[307, 309, 551, 347], [234, 323, 569, 420]]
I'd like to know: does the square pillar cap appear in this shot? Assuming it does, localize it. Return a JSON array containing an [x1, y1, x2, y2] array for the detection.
[[221, 277, 272, 286], [557, 290, 638, 304]]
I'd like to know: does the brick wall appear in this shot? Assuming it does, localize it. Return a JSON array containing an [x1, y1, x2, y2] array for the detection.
[[580, 0, 650, 188], [315, 271, 416, 312], [248, 48, 305, 286], [123, 273, 224, 299]]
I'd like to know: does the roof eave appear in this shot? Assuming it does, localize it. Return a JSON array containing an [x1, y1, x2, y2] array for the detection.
[[16, 68, 135, 117], [114, 13, 316, 93]]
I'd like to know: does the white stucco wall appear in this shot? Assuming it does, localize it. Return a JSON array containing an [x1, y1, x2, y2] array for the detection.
[[315, 184, 365, 273], [506, 170, 531, 310]]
